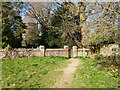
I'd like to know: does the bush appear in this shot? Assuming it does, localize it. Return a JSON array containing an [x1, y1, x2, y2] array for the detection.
[[94, 54, 103, 60], [104, 55, 119, 66], [94, 54, 119, 66], [93, 54, 119, 78]]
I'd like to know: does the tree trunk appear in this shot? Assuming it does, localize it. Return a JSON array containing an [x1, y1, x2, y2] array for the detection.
[[81, 21, 88, 47]]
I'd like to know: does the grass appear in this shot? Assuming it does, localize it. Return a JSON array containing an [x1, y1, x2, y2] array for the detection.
[[2, 56, 69, 88], [72, 57, 118, 88]]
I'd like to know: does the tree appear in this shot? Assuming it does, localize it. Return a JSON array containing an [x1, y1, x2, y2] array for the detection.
[[25, 2, 82, 47], [40, 7, 63, 48], [0, 2, 2, 49], [40, 4, 81, 48], [25, 2, 119, 48], [40, 27, 62, 48], [58, 3, 82, 47], [2, 2, 26, 48], [88, 2, 119, 52]]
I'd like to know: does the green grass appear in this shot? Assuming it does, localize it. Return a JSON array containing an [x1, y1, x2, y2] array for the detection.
[[72, 57, 118, 88], [2, 56, 69, 88]]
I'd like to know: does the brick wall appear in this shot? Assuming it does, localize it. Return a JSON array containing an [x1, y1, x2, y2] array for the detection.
[[0, 46, 69, 59], [45, 46, 68, 57], [0, 45, 92, 59]]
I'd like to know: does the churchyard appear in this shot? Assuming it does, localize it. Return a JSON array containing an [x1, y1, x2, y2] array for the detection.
[[0, 1, 119, 89]]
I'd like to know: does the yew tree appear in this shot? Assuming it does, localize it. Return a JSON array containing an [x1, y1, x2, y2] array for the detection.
[[2, 2, 26, 48]]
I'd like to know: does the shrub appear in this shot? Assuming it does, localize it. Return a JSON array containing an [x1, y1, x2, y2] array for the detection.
[[94, 54, 119, 78], [94, 54, 103, 60], [104, 55, 119, 66]]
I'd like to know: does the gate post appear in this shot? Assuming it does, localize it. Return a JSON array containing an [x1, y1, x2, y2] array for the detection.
[[39, 45, 45, 57], [64, 46, 69, 58], [72, 46, 78, 57], [88, 50, 91, 56], [83, 47, 85, 57]]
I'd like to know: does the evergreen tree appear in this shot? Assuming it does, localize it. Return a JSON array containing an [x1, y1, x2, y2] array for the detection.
[[40, 7, 63, 48], [2, 2, 26, 48]]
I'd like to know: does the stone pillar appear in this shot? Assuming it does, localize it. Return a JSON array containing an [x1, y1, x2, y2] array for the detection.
[[72, 46, 78, 57], [83, 48, 85, 57], [64, 46, 69, 58], [39, 45, 45, 57], [88, 50, 91, 56]]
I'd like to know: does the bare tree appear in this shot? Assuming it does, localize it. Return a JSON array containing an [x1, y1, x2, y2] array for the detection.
[[24, 1, 119, 48], [88, 2, 119, 47], [25, 2, 59, 29]]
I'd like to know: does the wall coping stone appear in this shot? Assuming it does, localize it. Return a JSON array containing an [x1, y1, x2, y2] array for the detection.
[[78, 49, 90, 50], [46, 49, 64, 51]]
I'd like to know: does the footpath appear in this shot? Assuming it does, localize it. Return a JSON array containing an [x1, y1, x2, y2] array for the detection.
[[52, 58, 83, 88]]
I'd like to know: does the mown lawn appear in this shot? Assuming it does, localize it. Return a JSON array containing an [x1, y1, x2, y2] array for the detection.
[[2, 56, 69, 88], [72, 57, 118, 88]]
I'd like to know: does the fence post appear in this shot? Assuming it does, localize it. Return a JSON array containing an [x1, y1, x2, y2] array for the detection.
[[72, 46, 78, 57], [39, 45, 45, 57], [64, 46, 69, 58]]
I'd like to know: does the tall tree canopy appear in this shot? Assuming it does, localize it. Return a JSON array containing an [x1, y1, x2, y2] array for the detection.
[[25, 2, 118, 48], [2, 2, 26, 48], [88, 2, 119, 51], [0, 2, 2, 48], [2, 1, 118, 50]]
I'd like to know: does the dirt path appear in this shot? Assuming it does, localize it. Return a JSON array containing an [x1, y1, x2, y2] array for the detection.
[[52, 58, 83, 88]]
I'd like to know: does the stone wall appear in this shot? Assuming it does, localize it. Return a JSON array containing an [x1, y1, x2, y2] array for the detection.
[[100, 44, 120, 56], [0, 45, 92, 59], [71, 46, 91, 57], [45, 46, 68, 57], [0, 46, 69, 59], [0, 48, 41, 59]]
